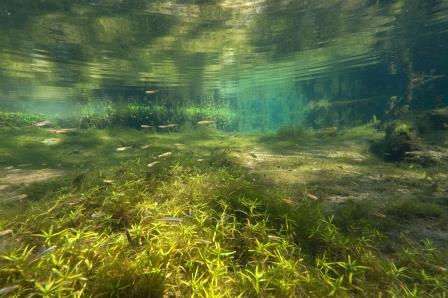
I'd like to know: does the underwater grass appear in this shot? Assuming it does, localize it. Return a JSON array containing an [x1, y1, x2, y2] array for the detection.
[[0, 111, 43, 128], [1, 145, 447, 297]]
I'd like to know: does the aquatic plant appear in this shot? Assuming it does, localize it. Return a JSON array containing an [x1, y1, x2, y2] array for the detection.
[[1, 134, 447, 297], [0, 111, 43, 128], [51, 103, 238, 131]]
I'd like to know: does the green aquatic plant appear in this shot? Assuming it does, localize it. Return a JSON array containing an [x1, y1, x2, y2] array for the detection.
[[1, 125, 447, 297], [52, 103, 238, 130], [0, 111, 43, 128]]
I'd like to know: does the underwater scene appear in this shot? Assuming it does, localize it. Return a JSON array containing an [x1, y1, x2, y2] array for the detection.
[[1, 0, 448, 297]]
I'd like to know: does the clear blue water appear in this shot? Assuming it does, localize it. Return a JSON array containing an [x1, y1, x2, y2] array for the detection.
[[0, 0, 448, 130]]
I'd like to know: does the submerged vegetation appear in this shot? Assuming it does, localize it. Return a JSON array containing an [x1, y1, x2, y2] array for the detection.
[[1, 0, 448, 296], [1, 121, 448, 297], [0, 102, 238, 131]]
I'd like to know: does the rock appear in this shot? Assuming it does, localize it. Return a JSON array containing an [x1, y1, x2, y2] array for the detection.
[[384, 121, 418, 160]]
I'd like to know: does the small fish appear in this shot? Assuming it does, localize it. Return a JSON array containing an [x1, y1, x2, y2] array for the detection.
[[34, 245, 57, 260], [157, 217, 182, 224], [4, 166, 14, 170], [320, 127, 338, 132], [158, 124, 177, 129], [143, 210, 153, 216], [0, 285, 19, 296], [7, 194, 27, 201], [249, 153, 257, 158], [197, 120, 215, 125], [431, 265, 447, 272], [198, 239, 212, 245], [0, 229, 13, 237], [374, 212, 386, 219], [91, 211, 105, 218], [267, 235, 282, 241], [68, 197, 86, 206], [306, 193, 319, 201], [116, 146, 131, 152], [157, 152, 172, 158], [41, 138, 61, 146], [33, 120, 52, 127], [147, 161, 160, 168], [102, 179, 114, 184], [47, 128, 76, 134], [145, 90, 158, 95], [282, 198, 296, 206], [140, 125, 154, 129], [197, 158, 204, 162], [140, 145, 151, 149]]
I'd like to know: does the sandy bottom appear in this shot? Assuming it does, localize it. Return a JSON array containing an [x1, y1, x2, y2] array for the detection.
[[0, 167, 64, 202]]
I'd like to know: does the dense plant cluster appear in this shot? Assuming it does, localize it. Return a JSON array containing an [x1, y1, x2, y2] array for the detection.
[[0, 112, 43, 128], [1, 151, 447, 297], [0, 103, 238, 131]]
